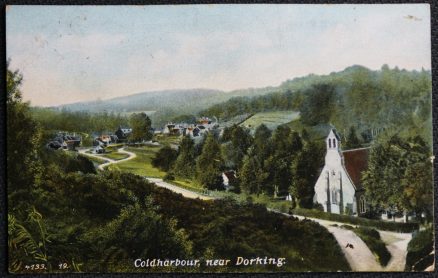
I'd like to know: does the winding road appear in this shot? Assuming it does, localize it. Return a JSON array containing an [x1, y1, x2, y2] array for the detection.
[[78, 146, 137, 170], [79, 146, 212, 200]]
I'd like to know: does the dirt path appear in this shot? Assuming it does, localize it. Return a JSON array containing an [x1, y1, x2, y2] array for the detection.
[[292, 215, 382, 271], [273, 211, 412, 271], [379, 230, 412, 271], [78, 147, 137, 170], [146, 178, 214, 201]]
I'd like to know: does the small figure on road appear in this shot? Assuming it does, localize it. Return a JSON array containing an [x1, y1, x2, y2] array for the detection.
[[345, 243, 355, 249]]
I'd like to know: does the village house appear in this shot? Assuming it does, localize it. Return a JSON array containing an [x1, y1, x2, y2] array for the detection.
[[163, 117, 219, 138], [46, 132, 82, 151], [115, 126, 133, 141], [163, 123, 187, 135], [313, 129, 369, 216]]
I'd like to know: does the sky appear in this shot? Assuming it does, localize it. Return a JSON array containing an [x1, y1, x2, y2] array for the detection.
[[6, 4, 431, 107]]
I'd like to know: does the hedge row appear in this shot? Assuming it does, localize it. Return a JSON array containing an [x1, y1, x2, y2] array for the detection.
[[405, 228, 434, 271], [292, 208, 419, 233]]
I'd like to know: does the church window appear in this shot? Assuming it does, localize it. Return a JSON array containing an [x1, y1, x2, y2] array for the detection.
[[360, 196, 366, 213], [331, 189, 338, 204], [333, 139, 336, 148], [328, 139, 332, 148]]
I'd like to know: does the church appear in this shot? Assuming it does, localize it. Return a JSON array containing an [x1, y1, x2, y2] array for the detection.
[[313, 129, 369, 215]]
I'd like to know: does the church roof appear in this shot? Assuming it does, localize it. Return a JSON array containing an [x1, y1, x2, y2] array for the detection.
[[329, 128, 341, 141], [342, 147, 370, 189]]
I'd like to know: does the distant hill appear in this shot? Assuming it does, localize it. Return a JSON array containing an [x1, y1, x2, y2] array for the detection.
[[201, 65, 432, 144], [56, 87, 277, 114]]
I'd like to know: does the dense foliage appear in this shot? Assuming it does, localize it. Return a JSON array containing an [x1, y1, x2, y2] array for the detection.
[[151, 145, 178, 171], [9, 152, 351, 273], [405, 228, 434, 271], [362, 135, 433, 220], [129, 112, 153, 142], [202, 65, 432, 145], [31, 107, 129, 134], [196, 134, 224, 190]]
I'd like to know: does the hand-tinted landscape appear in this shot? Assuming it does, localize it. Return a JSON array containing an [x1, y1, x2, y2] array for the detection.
[[6, 4, 434, 273]]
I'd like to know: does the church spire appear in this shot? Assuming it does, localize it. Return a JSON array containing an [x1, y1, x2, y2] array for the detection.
[[326, 128, 341, 151]]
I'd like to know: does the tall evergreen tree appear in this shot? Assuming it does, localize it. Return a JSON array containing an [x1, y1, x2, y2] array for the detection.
[[7, 64, 43, 212], [129, 112, 152, 142], [173, 136, 196, 178], [196, 134, 224, 190], [290, 141, 324, 208], [222, 125, 253, 170], [268, 127, 303, 195], [240, 154, 264, 195]]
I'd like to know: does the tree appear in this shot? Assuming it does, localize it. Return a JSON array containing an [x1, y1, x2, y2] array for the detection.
[[152, 145, 178, 172], [362, 135, 432, 217], [86, 198, 192, 269], [269, 127, 303, 195], [173, 136, 196, 178], [7, 64, 43, 211], [196, 134, 224, 190], [345, 126, 361, 149], [402, 161, 433, 220], [290, 141, 324, 208], [221, 125, 253, 169], [129, 113, 152, 142], [239, 155, 263, 195], [300, 83, 336, 126]]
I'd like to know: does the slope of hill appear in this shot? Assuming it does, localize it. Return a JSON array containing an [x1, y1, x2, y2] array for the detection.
[[201, 65, 432, 144], [57, 87, 277, 114]]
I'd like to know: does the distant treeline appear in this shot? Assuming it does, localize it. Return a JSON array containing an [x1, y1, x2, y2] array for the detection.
[[201, 65, 432, 143], [31, 108, 129, 134]]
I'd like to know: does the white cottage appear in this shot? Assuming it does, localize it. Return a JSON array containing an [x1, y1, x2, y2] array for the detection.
[[313, 129, 369, 215]]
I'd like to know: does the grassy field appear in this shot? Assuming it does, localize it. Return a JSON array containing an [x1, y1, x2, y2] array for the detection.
[[154, 134, 180, 145], [114, 145, 166, 178], [80, 154, 107, 165], [101, 151, 130, 160], [240, 110, 300, 131], [169, 178, 205, 193], [114, 145, 204, 193]]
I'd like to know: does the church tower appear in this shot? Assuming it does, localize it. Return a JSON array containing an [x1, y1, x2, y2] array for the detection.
[[325, 129, 343, 168]]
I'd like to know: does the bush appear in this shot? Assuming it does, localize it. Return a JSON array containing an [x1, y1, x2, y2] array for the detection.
[[292, 208, 419, 233], [405, 228, 434, 271], [340, 224, 355, 230], [313, 202, 324, 211], [163, 172, 175, 182]]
